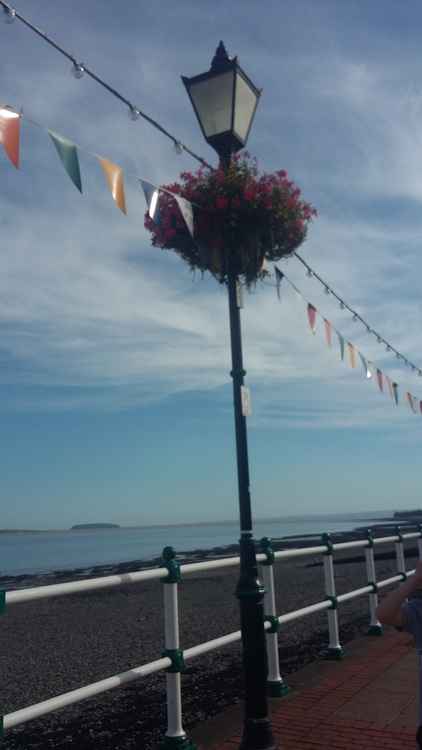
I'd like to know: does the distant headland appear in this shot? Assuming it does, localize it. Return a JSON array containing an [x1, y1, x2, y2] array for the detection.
[[70, 523, 121, 530], [393, 510, 422, 520]]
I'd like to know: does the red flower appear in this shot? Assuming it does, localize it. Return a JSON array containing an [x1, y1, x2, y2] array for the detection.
[[244, 188, 256, 202], [144, 151, 317, 284], [216, 196, 229, 210]]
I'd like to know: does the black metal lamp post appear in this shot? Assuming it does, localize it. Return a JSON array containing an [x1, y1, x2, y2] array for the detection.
[[182, 44, 277, 750]]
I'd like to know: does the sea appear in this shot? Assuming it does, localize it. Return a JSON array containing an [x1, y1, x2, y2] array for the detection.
[[0, 511, 396, 576]]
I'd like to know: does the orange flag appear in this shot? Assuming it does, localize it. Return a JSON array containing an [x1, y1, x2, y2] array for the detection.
[[347, 342, 356, 368], [0, 107, 20, 168], [99, 157, 126, 214], [324, 319, 332, 347]]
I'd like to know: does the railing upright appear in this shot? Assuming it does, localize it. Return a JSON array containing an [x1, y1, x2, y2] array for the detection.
[[260, 538, 289, 697], [365, 529, 382, 636], [161, 547, 196, 750], [417, 524, 422, 561], [322, 533, 343, 659], [395, 526, 406, 579]]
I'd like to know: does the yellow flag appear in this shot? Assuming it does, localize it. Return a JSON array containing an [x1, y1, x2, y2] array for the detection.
[[99, 157, 126, 214]]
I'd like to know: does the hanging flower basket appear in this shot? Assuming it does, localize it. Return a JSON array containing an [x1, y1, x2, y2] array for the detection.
[[144, 152, 317, 285]]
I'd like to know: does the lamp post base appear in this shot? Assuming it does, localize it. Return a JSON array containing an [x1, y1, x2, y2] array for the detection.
[[367, 624, 383, 636], [236, 535, 278, 750], [240, 718, 278, 750]]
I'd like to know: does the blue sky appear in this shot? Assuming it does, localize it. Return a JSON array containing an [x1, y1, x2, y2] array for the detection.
[[1, 0, 422, 529]]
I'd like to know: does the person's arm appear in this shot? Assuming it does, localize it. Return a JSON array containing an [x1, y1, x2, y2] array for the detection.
[[376, 559, 422, 627]]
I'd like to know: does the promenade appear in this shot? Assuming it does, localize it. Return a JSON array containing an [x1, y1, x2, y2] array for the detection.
[[192, 628, 418, 750]]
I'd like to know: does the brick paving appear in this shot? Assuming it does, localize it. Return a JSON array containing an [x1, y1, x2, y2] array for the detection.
[[191, 629, 419, 749]]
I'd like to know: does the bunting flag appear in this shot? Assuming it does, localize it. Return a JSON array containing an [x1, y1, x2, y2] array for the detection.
[[337, 331, 345, 361], [307, 303, 317, 334], [359, 352, 372, 379], [376, 369, 384, 393], [140, 179, 160, 223], [48, 130, 82, 192], [385, 374, 394, 400], [324, 319, 332, 347], [174, 195, 194, 236], [275, 266, 284, 300], [406, 392, 417, 413], [347, 342, 356, 368], [99, 157, 126, 214], [392, 382, 399, 405], [0, 106, 20, 168]]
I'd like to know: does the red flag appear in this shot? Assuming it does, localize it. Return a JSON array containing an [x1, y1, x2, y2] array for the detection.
[[406, 392, 416, 413], [0, 107, 20, 168], [385, 375, 394, 400], [376, 369, 383, 392], [307, 303, 317, 334], [324, 319, 332, 347]]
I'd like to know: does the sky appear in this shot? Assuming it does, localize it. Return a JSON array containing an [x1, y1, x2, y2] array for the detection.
[[1, 0, 422, 529]]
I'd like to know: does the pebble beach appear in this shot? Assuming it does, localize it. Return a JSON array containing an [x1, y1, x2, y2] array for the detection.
[[1, 530, 418, 750]]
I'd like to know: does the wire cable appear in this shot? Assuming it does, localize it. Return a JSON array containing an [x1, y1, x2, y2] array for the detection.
[[0, 0, 213, 170], [268, 254, 422, 376], [1, 2, 419, 376]]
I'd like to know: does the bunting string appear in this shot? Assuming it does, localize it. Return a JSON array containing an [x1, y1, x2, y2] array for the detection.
[[0, 103, 203, 222], [2, 3, 419, 379], [274, 266, 422, 418], [1, 97, 421, 420], [293, 251, 422, 377]]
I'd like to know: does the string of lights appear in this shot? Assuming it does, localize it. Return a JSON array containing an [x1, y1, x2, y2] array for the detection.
[[1, 2, 420, 377], [290, 252, 422, 376], [0, 0, 213, 170]]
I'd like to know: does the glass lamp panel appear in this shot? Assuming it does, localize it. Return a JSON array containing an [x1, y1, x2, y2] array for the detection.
[[189, 70, 234, 138], [233, 72, 258, 142]]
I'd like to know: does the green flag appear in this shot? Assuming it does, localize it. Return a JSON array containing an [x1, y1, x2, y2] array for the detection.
[[49, 130, 82, 192], [337, 331, 345, 361]]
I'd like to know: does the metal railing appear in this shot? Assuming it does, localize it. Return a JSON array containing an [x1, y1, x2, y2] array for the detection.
[[2, 526, 421, 746]]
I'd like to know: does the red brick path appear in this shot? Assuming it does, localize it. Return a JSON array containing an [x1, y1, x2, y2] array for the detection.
[[192, 630, 419, 750]]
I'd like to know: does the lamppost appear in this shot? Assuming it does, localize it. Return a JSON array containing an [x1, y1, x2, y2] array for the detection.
[[182, 44, 277, 750]]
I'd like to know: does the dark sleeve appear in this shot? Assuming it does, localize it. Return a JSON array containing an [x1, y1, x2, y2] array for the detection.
[[400, 600, 418, 636]]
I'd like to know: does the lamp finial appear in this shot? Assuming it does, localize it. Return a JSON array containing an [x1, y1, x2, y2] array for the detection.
[[211, 41, 231, 70]]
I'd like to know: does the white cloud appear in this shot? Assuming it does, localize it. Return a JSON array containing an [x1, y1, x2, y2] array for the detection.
[[0, 0, 422, 436]]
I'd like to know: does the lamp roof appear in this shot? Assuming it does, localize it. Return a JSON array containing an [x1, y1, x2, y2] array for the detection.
[[211, 41, 236, 72]]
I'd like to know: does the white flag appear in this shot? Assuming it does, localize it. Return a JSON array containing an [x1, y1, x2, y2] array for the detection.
[[174, 195, 194, 236], [140, 179, 160, 222]]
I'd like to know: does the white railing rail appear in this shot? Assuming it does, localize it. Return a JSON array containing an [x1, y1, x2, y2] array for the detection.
[[1, 525, 421, 745]]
